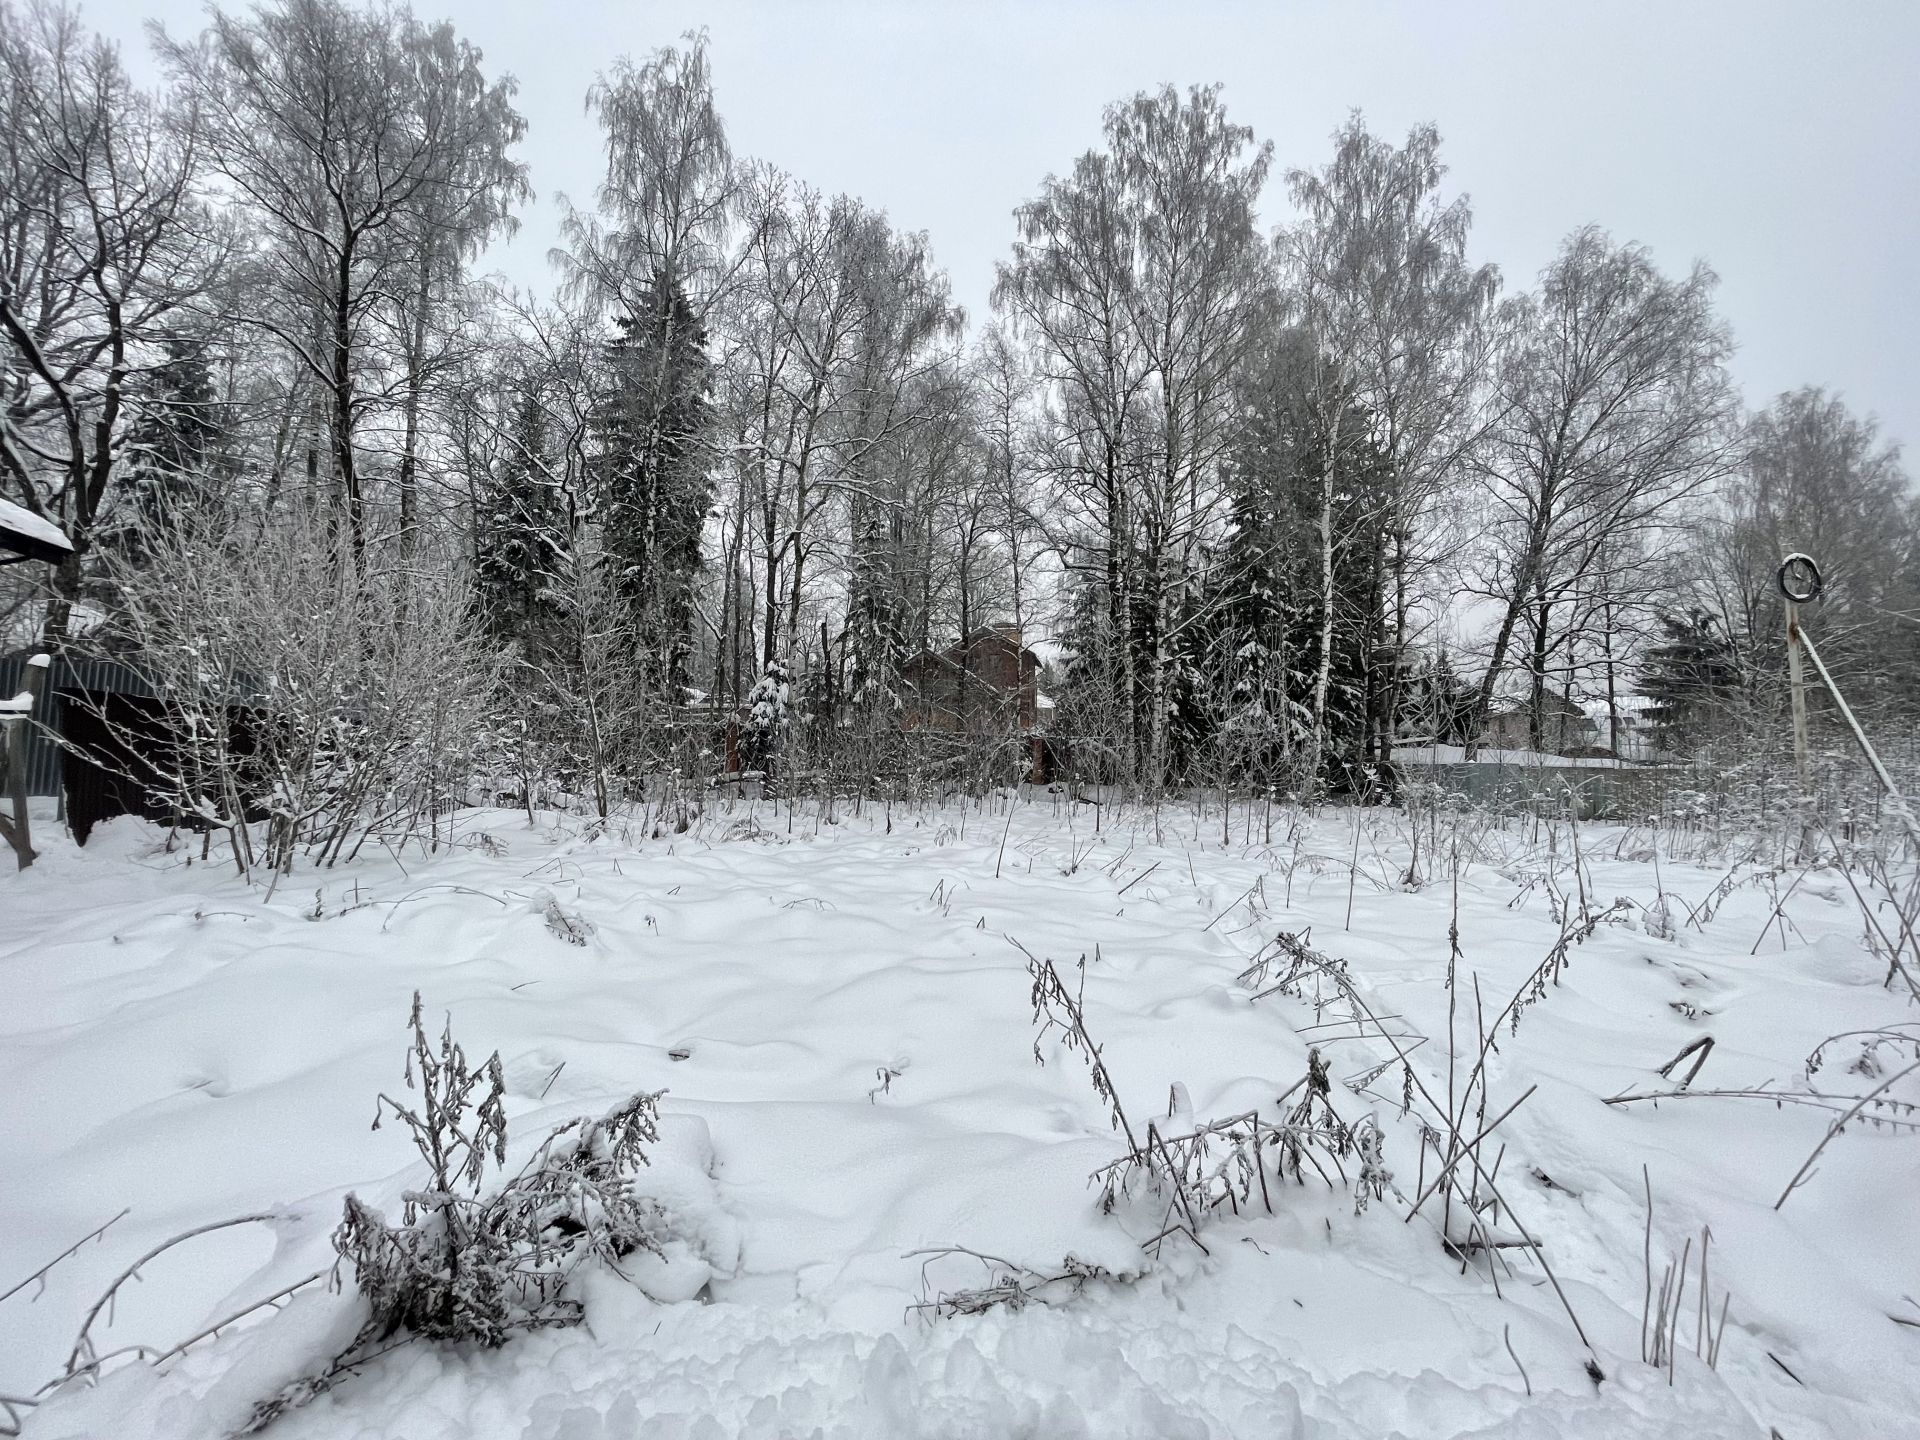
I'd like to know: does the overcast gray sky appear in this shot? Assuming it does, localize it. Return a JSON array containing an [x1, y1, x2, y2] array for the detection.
[[94, 0, 1920, 454]]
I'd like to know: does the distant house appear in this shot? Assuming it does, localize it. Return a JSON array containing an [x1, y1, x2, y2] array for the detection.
[[900, 624, 1046, 735], [1575, 693, 1663, 763], [1477, 689, 1600, 756]]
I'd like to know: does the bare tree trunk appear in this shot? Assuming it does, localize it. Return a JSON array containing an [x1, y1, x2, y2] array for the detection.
[[1602, 599, 1622, 758], [396, 250, 434, 565], [1308, 402, 1340, 795], [1526, 598, 1552, 753], [1148, 540, 1173, 795], [332, 249, 365, 568]]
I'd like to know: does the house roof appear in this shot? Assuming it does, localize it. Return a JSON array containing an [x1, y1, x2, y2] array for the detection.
[[903, 625, 1042, 674], [0, 499, 73, 564]]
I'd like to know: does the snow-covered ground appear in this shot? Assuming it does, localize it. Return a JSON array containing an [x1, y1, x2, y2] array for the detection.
[[3, 797, 1916, 1438]]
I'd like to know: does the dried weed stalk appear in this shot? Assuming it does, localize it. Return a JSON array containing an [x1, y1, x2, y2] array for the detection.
[[904, 1248, 1130, 1321]]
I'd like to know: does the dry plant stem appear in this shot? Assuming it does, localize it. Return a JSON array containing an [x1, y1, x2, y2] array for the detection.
[[1012, 939, 1140, 1155], [149, 1270, 331, 1367], [1704, 1236, 1720, 1367], [1404, 1085, 1538, 1220], [1, 1393, 40, 1437], [1447, 1137, 1600, 1363], [1245, 933, 1602, 1368], [36, 1345, 168, 1402], [65, 1214, 278, 1378], [901, 1244, 1122, 1320], [1568, 808, 1588, 918], [1204, 880, 1262, 933], [1641, 1166, 1655, 1365], [1750, 870, 1810, 955], [0, 1209, 128, 1305], [1604, 1086, 1920, 1129], [1447, 907, 1623, 1127], [1858, 854, 1920, 978], [1444, 867, 1461, 1240], [1668, 1235, 1691, 1383], [1345, 808, 1361, 931], [1774, 1057, 1920, 1208], [1654, 1035, 1715, 1091], [1821, 831, 1920, 1001]]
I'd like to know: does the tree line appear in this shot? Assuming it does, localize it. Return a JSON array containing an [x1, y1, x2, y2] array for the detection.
[[4, 0, 1916, 838]]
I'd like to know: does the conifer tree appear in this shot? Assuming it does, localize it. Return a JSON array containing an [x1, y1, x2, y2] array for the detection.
[[845, 503, 905, 721], [475, 393, 569, 656], [1638, 609, 1741, 753], [595, 277, 714, 699], [742, 657, 790, 775], [1202, 334, 1390, 789]]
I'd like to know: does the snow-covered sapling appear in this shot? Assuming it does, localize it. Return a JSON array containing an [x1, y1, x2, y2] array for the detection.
[[742, 659, 792, 782]]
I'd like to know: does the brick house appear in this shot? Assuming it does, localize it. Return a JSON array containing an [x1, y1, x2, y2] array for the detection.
[[899, 624, 1045, 734]]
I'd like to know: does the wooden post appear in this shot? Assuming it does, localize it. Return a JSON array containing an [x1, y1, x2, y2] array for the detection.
[[3, 653, 51, 870], [1785, 597, 1810, 786]]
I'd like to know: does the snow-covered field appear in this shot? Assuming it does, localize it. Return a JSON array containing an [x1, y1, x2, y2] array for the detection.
[[3, 796, 1916, 1438]]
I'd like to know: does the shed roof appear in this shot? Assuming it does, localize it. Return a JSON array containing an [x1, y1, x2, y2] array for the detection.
[[0, 499, 73, 564]]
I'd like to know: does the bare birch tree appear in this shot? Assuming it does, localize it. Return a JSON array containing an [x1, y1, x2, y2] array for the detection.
[[1279, 116, 1498, 782], [1464, 226, 1734, 752], [158, 0, 524, 567], [1000, 83, 1270, 791]]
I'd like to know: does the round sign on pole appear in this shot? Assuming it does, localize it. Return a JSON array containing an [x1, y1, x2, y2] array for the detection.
[[1777, 553, 1822, 604]]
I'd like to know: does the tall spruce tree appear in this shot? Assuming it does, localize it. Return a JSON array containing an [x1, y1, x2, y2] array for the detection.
[[595, 276, 715, 698], [1638, 609, 1741, 753], [124, 340, 223, 508], [476, 392, 569, 656], [845, 502, 905, 719], [1203, 334, 1390, 789], [102, 339, 227, 572]]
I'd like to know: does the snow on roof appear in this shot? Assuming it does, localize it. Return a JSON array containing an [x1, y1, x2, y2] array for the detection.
[[0, 498, 73, 559]]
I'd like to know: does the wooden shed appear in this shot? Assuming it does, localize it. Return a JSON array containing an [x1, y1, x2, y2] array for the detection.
[[0, 650, 257, 843]]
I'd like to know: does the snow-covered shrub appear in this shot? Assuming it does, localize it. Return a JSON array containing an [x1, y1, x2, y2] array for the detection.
[[88, 501, 493, 878], [907, 1248, 1138, 1321], [244, 998, 678, 1429], [233, 994, 749, 1434], [538, 893, 596, 946], [334, 995, 666, 1349], [1023, 945, 1388, 1252], [1088, 1049, 1390, 1237]]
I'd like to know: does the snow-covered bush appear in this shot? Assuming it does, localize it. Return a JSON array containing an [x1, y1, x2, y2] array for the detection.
[[1023, 945, 1388, 1255], [336, 995, 666, 1347], [87, 501, 493, 878], [251, 996, 674, 1428]]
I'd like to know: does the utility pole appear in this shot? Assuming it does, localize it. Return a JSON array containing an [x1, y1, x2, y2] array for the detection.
[[1777, 553, 1920, 854], [1778, 554, 1819, 786]]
